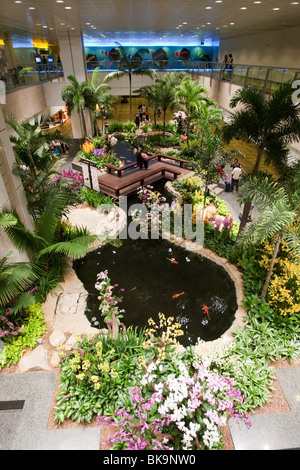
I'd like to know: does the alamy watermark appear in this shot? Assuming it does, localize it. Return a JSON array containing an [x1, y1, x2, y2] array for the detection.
[[292, 80, 300, 105], [98, 195, 205, 247], [0, 79, 5, 104]]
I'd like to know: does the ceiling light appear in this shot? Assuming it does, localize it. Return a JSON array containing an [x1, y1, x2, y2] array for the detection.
[[215, 1, 223, 2], [29, 6, 35, 9], [65, 6, 72, 9], [254, 1, 261, 3], [183, 22, 187, 24], [291, 1, 299, 3], [56, 0, 64, 3], [230, 22, 235, 25], [86, 23, 91, 25], [240, 7, 247, 9], [15, 1, 23, 3], [273, 7, 280, 9], [206, 6, 212, 9], [207, 22, 211, 24]]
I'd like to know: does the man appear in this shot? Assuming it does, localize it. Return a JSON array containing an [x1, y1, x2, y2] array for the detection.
[[136, 147, 148, 169], [231, 164, 242, 192]]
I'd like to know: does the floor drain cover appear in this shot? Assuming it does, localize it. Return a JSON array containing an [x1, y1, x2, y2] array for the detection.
[[0, 400, 25, 411]]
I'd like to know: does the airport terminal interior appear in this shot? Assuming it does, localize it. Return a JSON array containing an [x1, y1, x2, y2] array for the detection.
[[1, 0, 300, 452]]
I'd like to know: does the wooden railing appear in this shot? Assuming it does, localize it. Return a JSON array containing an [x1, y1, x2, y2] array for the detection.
[[105, 153, 190, 177]]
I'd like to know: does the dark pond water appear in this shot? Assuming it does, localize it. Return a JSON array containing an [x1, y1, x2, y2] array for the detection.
[[73, 178, 238, 346]]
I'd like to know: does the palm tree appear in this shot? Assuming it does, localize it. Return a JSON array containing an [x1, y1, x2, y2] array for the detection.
[[89, 67, 118, 134], [0, 215, 37, 306], [61, 75, 97, 137], [237, 167, 300, 300], [134, 82, 162, 125], [191, 119, 243, 222], [151, 71, 187, 136], [0, 253, 37, 307], [0, 192, 102, 299], [5, 113, 70, 178], [223, 82, 300, 237], [174, 77, 213, 144], [103, 43, 157, 121]]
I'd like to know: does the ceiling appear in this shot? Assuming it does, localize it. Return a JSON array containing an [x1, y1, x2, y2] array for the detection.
[[1, 0, 300, 47]]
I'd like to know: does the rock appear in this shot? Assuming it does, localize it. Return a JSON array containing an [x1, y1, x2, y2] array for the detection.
[[18, 345, 50, 372], [56, 293, 80, 315], [50, 351, 61, 368], [49, 329, 66, 348]]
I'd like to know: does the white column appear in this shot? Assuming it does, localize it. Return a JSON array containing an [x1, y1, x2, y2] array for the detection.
[[0, 106, 34, 231], [58, 31, 93, 138]]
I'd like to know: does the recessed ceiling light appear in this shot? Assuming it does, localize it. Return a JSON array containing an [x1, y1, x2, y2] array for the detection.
[[183, 22, 187, 24], [56, 0, 64, 3], [29, 6, 35, 9], [207, 22, 211, 24], [254, 1, 261, 3], [291, 1, 299, 4], [215, 1, 223, 2], [15, 1, 23, 3], [43, 25, 48, 28], [240, 7, 247, 9], [65, 6, 72, 9], [230, 22, 235, 25], [273, 7, 280, 10], [206, 6, 212, 9], [86, 23, 91, 25]]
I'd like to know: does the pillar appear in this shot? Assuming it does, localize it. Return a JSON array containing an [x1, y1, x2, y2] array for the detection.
[[0, 106, 34, 231], [57, 30, 93, 138]]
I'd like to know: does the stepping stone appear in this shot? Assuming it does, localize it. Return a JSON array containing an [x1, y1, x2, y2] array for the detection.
[[228, 412, 300, 450], [276, 368, 300, 412]]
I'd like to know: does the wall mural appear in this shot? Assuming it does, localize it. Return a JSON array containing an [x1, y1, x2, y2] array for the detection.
[[85, 45, 218, 69]]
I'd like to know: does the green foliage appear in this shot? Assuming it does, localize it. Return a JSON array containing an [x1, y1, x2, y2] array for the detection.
[[53, 328, 147, 423], [78, 186, 114, 208], [0, 303, 47, 370], [107, 122, 124, 133]]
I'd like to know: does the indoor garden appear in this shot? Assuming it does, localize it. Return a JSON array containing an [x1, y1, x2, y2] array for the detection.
[[1, 69, 300, 450]]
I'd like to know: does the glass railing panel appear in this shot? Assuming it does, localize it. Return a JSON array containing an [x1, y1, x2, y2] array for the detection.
[[3, 64, 64, 92]]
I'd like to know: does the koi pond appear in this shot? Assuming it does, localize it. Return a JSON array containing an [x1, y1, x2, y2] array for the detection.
[[73, 235, 238, 347]]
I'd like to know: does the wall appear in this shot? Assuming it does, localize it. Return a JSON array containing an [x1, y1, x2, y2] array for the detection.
[[218, 25, 300, 69], [2, 83, 47, 123]]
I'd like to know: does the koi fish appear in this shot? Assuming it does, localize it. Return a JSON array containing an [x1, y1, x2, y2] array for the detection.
[[167, 258, 178, 264], [203, 304, 210, 318], [172, 292, 184, 298]]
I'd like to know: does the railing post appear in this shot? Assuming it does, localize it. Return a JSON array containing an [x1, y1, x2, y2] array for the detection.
[[263, 68, 272, 94], [244, 66, 251, 88]]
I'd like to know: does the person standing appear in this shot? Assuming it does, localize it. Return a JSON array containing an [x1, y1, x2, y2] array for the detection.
[[136, 147, 148, 169], [135, 113, 140, 128], [231, 164, 242, 192]]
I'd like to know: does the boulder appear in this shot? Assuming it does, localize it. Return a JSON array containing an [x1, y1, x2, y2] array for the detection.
[[18, 345, 50, 372], [49, 329, 66, 348]]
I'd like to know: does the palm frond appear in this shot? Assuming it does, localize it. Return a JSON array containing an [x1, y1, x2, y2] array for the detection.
[[103, 70, 126, 83], [37, 234, 101, 259]]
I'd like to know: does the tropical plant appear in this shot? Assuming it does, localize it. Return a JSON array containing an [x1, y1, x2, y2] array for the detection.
[[5, 113, 70, 178], [0, 191, 104, 300], [223, 82, 300, 236], [137, 71, 187, 136], [0, 252, 37, 307], [88, 67, 118, 134], [174, 77, 213, 144], [103, 43, 157, 121], [236, 166, 300, 300], [61, 75, 97, 137]]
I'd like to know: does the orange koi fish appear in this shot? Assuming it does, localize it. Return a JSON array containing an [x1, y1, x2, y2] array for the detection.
[[167, 258, 178, 264], [172, 292, 184, 299], [203, 304, 210, 318]]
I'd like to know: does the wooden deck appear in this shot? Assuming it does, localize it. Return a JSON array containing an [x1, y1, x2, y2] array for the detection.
[[98, 154, 192, 199]]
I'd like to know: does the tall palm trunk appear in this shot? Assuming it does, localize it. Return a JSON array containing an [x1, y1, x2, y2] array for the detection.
[[261, 235, 281, 300], [236, 146, 264, 242], [81, 110, 87, 138], [129, 73, 132, 122], [163, 108, 167, 137]]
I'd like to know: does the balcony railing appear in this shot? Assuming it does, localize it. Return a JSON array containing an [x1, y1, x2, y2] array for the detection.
[[86, 59, 300, 94], [1, 63, 64, 92]]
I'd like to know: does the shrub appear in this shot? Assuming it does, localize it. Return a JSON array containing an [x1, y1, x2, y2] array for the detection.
[[0, 303, 47, 370]]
